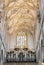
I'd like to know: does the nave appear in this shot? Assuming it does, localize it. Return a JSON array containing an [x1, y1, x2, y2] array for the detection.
[[0, 0, 44, 65]]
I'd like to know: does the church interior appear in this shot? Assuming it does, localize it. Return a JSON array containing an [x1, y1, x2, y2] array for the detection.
[[0, 0, 44, 65]]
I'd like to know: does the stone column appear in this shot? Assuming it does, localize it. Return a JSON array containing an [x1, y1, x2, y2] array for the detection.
[[38, 0, 44, 65], [0, 0, 6, 65]]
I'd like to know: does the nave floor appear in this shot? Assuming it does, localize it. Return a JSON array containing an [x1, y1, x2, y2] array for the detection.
[[4, 62, 38, 65]]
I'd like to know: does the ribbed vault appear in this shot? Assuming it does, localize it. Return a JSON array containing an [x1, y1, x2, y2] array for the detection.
[[4, 0, 39, 35]]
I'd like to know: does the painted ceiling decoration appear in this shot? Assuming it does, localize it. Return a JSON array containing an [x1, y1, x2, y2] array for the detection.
[[4, 0, 39, 35]]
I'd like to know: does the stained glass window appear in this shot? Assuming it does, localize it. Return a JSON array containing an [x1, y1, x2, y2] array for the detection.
[[17, 31, 26, 48]]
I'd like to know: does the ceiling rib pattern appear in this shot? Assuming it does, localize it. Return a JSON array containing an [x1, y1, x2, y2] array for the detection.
[[4, 0, 39, 35]]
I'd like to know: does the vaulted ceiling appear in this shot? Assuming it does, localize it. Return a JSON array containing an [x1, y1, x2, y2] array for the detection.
[[4, 0, 39, 35]]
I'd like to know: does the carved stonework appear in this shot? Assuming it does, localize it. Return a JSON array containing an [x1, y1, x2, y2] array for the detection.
[[4, 0, 39, 35]]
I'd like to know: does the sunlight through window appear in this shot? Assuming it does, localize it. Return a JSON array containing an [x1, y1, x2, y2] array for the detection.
[[17, 31, 26, 48]]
